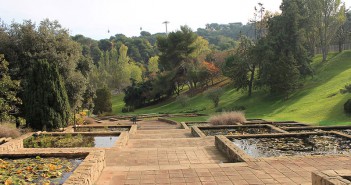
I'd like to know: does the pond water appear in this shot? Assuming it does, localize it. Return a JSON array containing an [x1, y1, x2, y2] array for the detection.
[[94, 136, 119, 147], [231, 134, 351, 158], [74, 127, 130, 132], [201, 126, 276, 136], [24, 134, 119, 148], [0, 156, 82, 185]]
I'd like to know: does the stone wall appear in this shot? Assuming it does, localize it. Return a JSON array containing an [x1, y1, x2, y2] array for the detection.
[[0, 133, 32, 152], [191, 127, 206, 137], [312, 170, 351, 185], [179, 122, 189, 129], [215, 135, 255, 163], [64, 150, 106, 185], [158, 118, 180, 128]]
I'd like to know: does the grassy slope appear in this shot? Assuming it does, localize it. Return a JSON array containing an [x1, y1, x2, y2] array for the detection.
[[112, 51, 351, 125]]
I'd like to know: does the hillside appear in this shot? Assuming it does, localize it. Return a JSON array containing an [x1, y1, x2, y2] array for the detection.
[[112, 51, 351, 125]]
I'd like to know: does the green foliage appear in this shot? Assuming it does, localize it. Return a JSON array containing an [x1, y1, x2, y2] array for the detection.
[[0, 19, 86, 116], [223, 36, 255, 96], [93, 86, 112, 115], [176, 94, 190, 107], [0, 54, 21, 121], [24, 60, 70, 131], [344, 99, 351, 114], [157, 26, 197, 71], [23, 134, 94, 148], [205, 87, 224, 107], [259, 0, 311, 97]]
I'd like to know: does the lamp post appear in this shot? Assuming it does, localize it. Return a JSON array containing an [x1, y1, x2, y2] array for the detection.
[[162, 21, 170, 34]]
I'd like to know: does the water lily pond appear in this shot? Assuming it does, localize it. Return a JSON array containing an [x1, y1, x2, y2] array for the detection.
[[231, 134, 351, 158], [74, 126, 130, 132], [24, 134, 119, 148], [201, 126, 279, 136], [0, 156, 82, 185]]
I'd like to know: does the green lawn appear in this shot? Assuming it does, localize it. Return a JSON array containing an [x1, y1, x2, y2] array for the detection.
[[112, 51, 351, 125]]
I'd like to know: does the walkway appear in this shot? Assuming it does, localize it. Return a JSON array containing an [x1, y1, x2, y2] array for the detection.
[[96, 120, 351, 185]]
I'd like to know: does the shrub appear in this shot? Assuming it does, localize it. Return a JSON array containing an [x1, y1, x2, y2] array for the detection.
[[205, 88, 223, 107], [0, 124, 21, 138], [84, 117, 95, 125], [122, 106, 135, 113], [209, 111, 246, 125], [176, 94, 190, 107], [344, 99, 351, 114]]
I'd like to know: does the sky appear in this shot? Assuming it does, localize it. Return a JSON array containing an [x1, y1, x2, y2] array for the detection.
[[0, 0, 349, 40]]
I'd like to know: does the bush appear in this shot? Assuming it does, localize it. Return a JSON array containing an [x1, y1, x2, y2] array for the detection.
[[205, 88, 224, 107], [122, 106, 135, 113], [176, 94, 190, 107], [93, 86, 112, 115], [209, 111, 246, 125], [344, 99, 351, 114], [84, 117, 95, 125], [0, 124, 21, 138]]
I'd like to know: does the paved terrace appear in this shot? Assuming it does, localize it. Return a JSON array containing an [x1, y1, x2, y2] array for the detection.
[[95, 120, 351, 185]]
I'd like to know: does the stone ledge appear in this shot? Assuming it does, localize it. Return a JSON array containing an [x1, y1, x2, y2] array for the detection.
[[312, 170, 351, 185], [180, 122, 190, 129], [215, 135, 255, 163], [64, 150, 106, 185], [0, 133, 32, 152], [158, 118, 181, 128], [191, 126, 206, 137], [129, 125, 138, 134]]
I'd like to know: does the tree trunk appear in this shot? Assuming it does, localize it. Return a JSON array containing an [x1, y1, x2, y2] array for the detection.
[[248, 65, 256, 97], [339, 40, 343, 53]]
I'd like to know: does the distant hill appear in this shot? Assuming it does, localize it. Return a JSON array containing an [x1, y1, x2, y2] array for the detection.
[[112, 51, 351, 125]]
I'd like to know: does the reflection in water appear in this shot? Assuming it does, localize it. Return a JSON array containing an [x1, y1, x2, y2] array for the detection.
[[94, 136, 119, 147], [232, 134, 351, 158]]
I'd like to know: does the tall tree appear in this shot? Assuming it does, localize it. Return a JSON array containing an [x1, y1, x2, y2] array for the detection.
[[317, 0, 346, 61], [0, 54, 21, 121], [24, 60, 70, 131], [260, 0, 311, 98], [223, 36, 256, 96]]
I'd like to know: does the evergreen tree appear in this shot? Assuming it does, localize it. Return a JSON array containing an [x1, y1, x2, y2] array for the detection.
[[24, 60, 70, 131], [260, 0, 311, 98], [0, 54, 21, 121], [93, 86, 112, 115]]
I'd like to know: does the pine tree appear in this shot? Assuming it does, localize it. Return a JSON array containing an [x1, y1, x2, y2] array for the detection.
[[24, 60, 70, 131]]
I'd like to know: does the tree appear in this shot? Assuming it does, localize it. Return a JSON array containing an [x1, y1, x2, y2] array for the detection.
[[93, 86, 112, 115], [147, 56, 159, 78], [24, 60, 70, 131], [157, 26, 197, 71], [259, 0, 311, 98], [317, 0, 346, 61], [205, 88, 224, 107], [0, 19, 86, 115], [0, 54, 21, 121], [223, 36, 256, 96]]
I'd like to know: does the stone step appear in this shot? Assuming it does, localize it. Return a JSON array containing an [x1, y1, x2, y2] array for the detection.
[[126, 137, 214, 148], [105, 146, 228, 167]]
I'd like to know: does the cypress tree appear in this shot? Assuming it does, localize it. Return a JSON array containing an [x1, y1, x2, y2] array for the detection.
[[24, 60, 70, 131], [93, 86, 112, 115]]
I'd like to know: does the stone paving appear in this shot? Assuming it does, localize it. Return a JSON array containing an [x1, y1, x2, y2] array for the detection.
[[96, 120, 351, 185]]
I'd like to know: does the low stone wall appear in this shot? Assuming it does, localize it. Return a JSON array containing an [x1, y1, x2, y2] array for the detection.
[[64, 150, 106, 185], [158, 118, 178, 125], [129, 125, 138, 134], [312, 170, 351, 185], [215, 135, 255, 163], [114, 131, 129, 148], [191, 126, 206, 137], [179, 122, 189, 129], [0, 133, 32, 152]]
